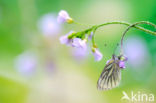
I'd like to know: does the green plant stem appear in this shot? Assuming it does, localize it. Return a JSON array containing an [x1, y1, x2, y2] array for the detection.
[[72, 21, 156, 50], [96, 21, 156, 36], [73, 21, 93, 27], [89, 21, 156, 51], [120, 21, 156, 54]]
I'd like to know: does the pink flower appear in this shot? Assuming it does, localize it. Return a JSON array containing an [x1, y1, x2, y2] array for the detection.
[[92, 48, 103, 61], [124, 36, 149, 68], [119, 61, 126, 69], [71, 47, 88, 61], [57, 10, 73, 23], [38, 13, 61, 36], [59, 31, 74, 45], [72, 38, 87, 50], [14, 51, 37, 76]]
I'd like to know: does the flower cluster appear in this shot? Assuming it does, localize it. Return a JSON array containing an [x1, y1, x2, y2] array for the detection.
[[59, 31, 103, 61], [58, 10, 103, 61]]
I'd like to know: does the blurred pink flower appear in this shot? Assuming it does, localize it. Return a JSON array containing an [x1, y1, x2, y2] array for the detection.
[[118, 55, 128, 69], [72, 38, 87, 51], [38, 13, 61, 36], [57, 10, 72, 23], [45, 60, 56, 74], [124, 36, 149, 68], [71, 47, 88, 61], [14, 51, 37, 76]]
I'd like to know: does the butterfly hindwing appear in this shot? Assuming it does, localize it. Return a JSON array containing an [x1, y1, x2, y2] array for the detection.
[[97, 59, 121, 90]]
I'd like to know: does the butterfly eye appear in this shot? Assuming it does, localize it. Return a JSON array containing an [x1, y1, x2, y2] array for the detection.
[[118, 56, 121, 60], [118, 55, 128, 61]]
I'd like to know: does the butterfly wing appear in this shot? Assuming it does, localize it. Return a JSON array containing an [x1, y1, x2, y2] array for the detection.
[[97, 59, 121, 90]]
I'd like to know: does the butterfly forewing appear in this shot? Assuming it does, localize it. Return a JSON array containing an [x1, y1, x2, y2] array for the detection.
[[97, 58, 121, 90]]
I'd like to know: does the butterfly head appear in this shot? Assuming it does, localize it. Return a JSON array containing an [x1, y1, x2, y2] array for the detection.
[[117, 55, 128, 69], [118, 55, 128, 61]]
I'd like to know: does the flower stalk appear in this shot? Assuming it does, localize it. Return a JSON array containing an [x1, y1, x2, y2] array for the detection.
[[58, 10, 156, 62], [120, 21, 156, 54]]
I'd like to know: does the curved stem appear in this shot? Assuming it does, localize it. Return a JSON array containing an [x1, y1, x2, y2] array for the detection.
[[91, 27, 97, 46], [120, 24, 135, 54], [120, 21, 156, 54], [96, 21, 156, 36], [97, 21, 131, 27], [137, 21, 156, 28], [73, 21, 93, 27], [73, 21, 156, 50], [90, 21, 156, 49]]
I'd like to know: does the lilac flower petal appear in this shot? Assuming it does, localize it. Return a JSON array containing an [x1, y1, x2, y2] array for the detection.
[[71, 47, 88, 60], [72, 38, 87, 50], [57, 10, 70, 23], [59, 31, 74, 45], [59, 10, 69, 19], [59, 35, 69, 44], [57, 16, 66, 23], [92, 49, 103, 61], [72, 38, 81, 47], [119, 61, 126, 69]]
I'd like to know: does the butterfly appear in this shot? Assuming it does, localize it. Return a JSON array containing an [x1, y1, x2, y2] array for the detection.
[[97, 54, 127, 90]]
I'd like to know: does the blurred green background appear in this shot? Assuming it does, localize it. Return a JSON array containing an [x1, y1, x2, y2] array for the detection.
[[0, 0, 156, 103]]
